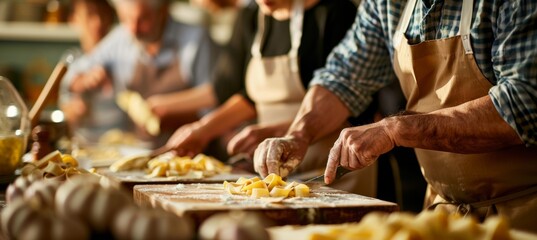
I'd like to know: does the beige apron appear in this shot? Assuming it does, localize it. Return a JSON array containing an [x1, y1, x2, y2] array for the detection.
[[129, 53, 198, 147], [130, 55, 186, 99], [393, 0, 537, 232], [245, 0, 376, 196]]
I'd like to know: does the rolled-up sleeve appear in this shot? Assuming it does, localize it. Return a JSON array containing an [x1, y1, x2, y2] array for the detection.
[[488, 1, 537, 146], [309, 0, 395, 117]]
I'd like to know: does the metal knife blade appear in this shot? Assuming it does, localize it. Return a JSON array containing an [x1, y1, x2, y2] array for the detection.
[[303, 166, 352, 184], [228, 153, 251, 167]]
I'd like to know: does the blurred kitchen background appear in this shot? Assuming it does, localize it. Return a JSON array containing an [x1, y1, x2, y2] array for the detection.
[[0, 0, 235, 120]]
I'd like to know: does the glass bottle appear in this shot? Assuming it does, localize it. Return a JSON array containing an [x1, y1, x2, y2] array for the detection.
[[0, 77, 30, 176]]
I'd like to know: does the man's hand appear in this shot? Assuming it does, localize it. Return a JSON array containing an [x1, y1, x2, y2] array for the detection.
[[147, 94, 171, 118], [60, 95, 88, 126], [164, 121, 211, 157], [70, 66, 113, 94], [324, 121, 395, 184], [227, 122, 289, 159], [253, 136, 309, 178]]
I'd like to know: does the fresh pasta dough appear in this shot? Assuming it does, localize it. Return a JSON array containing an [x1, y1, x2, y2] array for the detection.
[[145, 153, 230, 178], [309, 210, 512, 240], [116, 91, 160, 136], [223, 174, 310, 198]]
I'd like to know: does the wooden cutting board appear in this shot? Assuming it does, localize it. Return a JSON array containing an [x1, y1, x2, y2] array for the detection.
[[134, 184, 398, 228], [97, 169, 257, 190]]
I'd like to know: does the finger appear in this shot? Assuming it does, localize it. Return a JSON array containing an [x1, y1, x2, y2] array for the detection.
[[226, 136, 239, 155], [227, 132, 247, 155], [84, 77, 96, 90], [348, 138, 370, 170], [281, 157, 300, 178], [340, 138, 349, 169], [253, 143, 268, 177], [173, 148, 186, 157], [247, 147, 256, 161], [186, 150, 197, 158], [266, 141, 283, 176], [324, 138, 342, 184], [235, 137, 259, 157], [101, 80, 114, 96], [348, 145, 361, 170]]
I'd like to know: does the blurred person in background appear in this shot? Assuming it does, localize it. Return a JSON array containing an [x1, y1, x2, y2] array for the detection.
[[145, 0, 249, 122], [159, 0, 379, 196], [60, 0, 218, 148], [60, 0, 116, 144]]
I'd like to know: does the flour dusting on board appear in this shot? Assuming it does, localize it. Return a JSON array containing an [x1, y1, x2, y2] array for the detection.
[[166, 183, 380, 208]]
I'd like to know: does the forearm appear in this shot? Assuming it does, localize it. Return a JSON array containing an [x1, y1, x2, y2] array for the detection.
[[158, 83, 217, 114], [286, 86, 350, 144], [199, 94, 256, 139], [386, 96, 523, 153], [262, 121, 292, 138]]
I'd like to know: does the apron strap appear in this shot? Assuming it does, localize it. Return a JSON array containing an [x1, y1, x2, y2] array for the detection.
[[393, 0, 417, 48], [289, 0, 305, 72], [393, 0, 475, 54], [251, 8, 265, 58], [459, 0, 474, 54], [427, 184, 537, 216], [250, 0, 305, 72]]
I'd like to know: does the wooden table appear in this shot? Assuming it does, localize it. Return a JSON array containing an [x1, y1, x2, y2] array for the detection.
[[97, 168, 257, 190], [134, 183, 398, 228]]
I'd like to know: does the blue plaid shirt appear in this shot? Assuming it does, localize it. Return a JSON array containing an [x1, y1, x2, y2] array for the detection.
[[311, 0, 537, 146]]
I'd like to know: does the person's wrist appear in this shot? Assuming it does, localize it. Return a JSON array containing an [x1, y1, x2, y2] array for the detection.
[[195, 118, 218, 141], [287, 129, 312, 146], [381, 116, 400, 147]]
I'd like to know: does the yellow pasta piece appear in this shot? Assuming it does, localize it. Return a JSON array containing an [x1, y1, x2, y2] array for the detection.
[[242, 180, 267, 191], [285, 181, 298, 189], [123, 153, 228, 178], [269, 186, 292, 198], [166, 169, 180, 177], [266, 175, 286, 191], [178, 160, 193, 172], [168, 160, 181, 172], [191, 170, 205, 178], [306, 210, 514, 240], [262, 173, 277, 183], [61, 154, 79, 167], [146, 165, 167, 178], [235, 177, 249, 184], [224, 181, 239, 194], [147, 159, 168, 171], [251, 188, 270, 198], [293, 184, 310, 197], [223, 174, 310, 199]]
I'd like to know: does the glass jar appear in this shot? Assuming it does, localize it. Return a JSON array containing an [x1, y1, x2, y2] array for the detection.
[[0, 77, 30, 176]]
